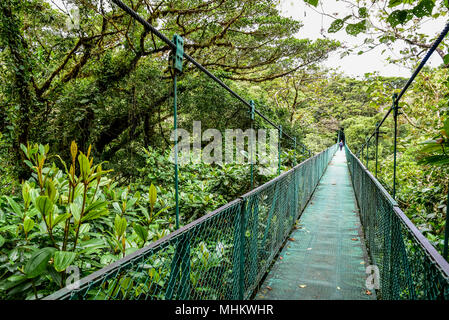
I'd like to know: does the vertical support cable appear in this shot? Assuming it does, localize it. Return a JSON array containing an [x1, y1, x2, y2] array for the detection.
[[361, 145, 364, 166], [366, 139, 369, 169], [294, 137, 297, 166], [278, 125, 282, 176], [392, 93, 399, 200], [444, 182, 449, 260], [173, 74, 180, 229], [250, 100, 255, 189], [375, 122, 379, 179], [239, 198, 247, 299], [171, 35, 184, 229]]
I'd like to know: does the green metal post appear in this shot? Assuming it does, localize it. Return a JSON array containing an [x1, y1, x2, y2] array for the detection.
[[366, 139, 369, 169], [239, 199, 247, 299], [250, 100, 255, 189], [352, 146, 355, 183], [278, 125, 282, 176], [444, 182, 449, 260], [361, 145, 364, 165], [171, 34, 184, 229], [375, 122, 379, 179], [294, 137, 297, 166], [173, 75, 180, 229], [392, 93, 399, 200]]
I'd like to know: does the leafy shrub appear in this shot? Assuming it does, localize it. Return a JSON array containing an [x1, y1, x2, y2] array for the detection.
[[0, 142, 172, 299]]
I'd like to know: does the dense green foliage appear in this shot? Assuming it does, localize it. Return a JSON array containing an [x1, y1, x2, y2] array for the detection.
[[0, 0, 333, 299], [1, 0, 449, 300], [343, 68, 449, 254]]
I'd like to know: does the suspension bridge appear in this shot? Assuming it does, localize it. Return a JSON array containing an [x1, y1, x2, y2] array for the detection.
[[44, 1, 449, 300]]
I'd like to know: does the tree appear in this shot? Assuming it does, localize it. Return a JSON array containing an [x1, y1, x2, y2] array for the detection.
[[303, 0, 449, 65], [0, 0, 339, 180]]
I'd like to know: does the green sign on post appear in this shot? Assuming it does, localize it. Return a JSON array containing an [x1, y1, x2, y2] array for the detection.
[[171, 35, 184, 72]]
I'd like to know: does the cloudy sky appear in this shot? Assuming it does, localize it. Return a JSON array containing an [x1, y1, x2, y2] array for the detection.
[[278, 0, 447, 78]]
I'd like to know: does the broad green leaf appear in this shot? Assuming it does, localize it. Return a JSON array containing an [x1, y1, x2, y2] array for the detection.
[[114, 214, 127, 237], [126, 197, 138, 211], [443, 54, 449, 65], [51, 213, 70, 228], [24, 160, 33, 168], [345, 20, 367, 36], [53, 251, 76, 272], [139, 205, 150, 221], [22, 182, 31, 208], [358, 7, 368, 18], [24, 247, 56, 278], [70, 202, 82, 223], [125, 247, 138, 256], [0, 234, 4, 248], [388, 0, 404, 7], [5, 196, 23, 217], [36, 196, 53, 217], [70, 140, 78, 160], [412, 0, 434, 18], [20, 144, 28, 158], [78, 152, 90, 181], [121, 188, 128, 201], [119, 277, 134, 296], [304, 0, 318, 6], [79, 223, 90, 234], [81, 207, 109, 222], [149, 184, 157, 209], [112, 202, 122, 214], [23, 217, 35, 234], [9, 248, 19, 261], [84, 199, 108, 215], [387, 10, 413, 27], [153, 205, 173, 219], [45, 179, 56, 202], [328, 19, 344, 33], [100, 254, 118, 265], [133, 223, 148, 243], [46, 265, 62, 288], [0, 275, 28, 291], [38, 144, 45, 156]]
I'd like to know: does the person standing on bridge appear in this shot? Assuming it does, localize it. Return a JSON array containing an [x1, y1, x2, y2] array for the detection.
[[339, 140, 344, 151]]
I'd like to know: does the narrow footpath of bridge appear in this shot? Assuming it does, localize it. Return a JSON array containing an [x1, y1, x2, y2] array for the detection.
[[255, 149, 375, 300]]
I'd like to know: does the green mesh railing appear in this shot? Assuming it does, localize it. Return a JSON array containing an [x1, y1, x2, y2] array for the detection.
[[44, 145, 337, 300], [345, 145, 449, 300]]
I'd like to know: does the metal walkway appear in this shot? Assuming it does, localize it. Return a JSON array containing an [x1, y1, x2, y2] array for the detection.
[[256, 149, 375, 300]]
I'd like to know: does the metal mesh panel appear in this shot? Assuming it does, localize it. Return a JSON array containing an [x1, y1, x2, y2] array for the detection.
[[45, 145, 337, 300], [345, 145, 449, 300]]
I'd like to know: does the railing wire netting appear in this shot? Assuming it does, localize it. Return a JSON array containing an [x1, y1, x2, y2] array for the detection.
[[346, 145, 449, 300], [44, 145, 337, 300]]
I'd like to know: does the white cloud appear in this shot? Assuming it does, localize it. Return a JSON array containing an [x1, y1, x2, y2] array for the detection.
[[279, 0, 446, 78]]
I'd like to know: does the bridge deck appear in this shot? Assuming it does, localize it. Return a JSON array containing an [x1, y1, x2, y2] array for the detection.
[[255, 149, 375, 300]]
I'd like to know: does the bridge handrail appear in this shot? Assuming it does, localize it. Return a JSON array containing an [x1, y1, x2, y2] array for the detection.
[[346, 145, 449, 299], [44, 144, 337, 300]]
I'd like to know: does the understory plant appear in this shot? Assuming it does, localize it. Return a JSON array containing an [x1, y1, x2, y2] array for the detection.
[[0, 142, 172, 299]]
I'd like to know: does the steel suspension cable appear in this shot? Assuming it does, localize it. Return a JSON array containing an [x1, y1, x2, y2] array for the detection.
[[110, 0, 291, 136]]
